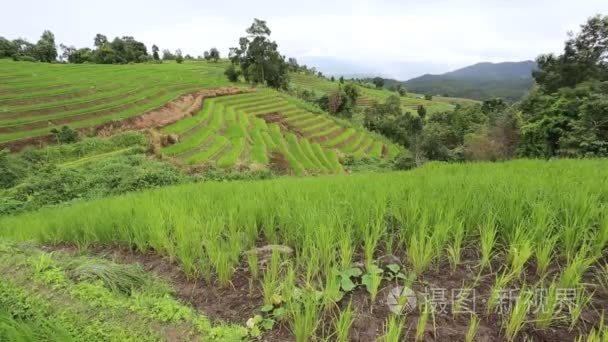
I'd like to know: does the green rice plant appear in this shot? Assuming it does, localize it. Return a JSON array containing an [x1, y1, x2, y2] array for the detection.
[[216, 137, 245, 168], [503, 289, 533, 341], [575, 314, 606, 342], [569, 289, 593, 330], [333, 301, 355, 342], [361, 264, 383, 304], [535, 235, 557, 277], [507, 238, 533, 277], [487, 271, 514, 314], [534, 281, 562, 329], [289, 289, 322, 342], [337, 232, 354, 271], [380, 315, 405, 342], [447, 220, 465, 271], [323, 267, 343, 309], [246, 252, 259, 279], [479, 216, 498, 270], [407, 227, 436, 274], [465, 315, 479, 342], [416, 299, 431, 341], [560, 245, 595, 289], [262, 251, 282, 306]]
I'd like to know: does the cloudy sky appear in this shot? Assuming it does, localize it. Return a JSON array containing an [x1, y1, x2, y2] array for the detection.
[[2, 0, 607, 79]]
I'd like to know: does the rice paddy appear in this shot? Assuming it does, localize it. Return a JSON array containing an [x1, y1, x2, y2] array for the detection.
[[0, 59, 230, 144], [1, 159, 606, 341], [289, 72, 477, 114], [161, 90, 397, 173]]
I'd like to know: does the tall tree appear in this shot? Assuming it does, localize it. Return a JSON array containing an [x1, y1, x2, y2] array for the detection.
[[152, 44, 160, 61], [228, 18, 289, 89], [0, 37, 16, 58], [35, 30, 57, 62], [520, 15, 608, 157], [175, 49, 183, 64], [372, 77, 384, 89], [94, 34, 108, 48]]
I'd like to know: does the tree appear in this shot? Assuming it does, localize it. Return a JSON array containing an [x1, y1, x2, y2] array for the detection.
[[228, 19, 289, 89], [152, 45, 160, 61], [330, 76, 335, 82], [533, 15, 608, 93], [224, 64, 241, 82], [175, 49, 183, 63], [519, 15, 608, 158], [417, 105, 426, 119], [0, 37, 16, 58], [94, 34, 108, 48], [339, 76, 344, 84], [207, 47, 220, 62], [35, 30, 57, 62], [162, 49, 175, 60], [287, 57, 299, 71], [372, 77, 384, 89], [397, 85, 407, 96], [424, 94, 433, 100]]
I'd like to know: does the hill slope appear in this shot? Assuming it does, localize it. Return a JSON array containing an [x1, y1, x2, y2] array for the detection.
[[399, 61, 537, 102]]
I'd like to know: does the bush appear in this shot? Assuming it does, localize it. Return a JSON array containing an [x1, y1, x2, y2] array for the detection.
[[393, 151, 416, 170], [224, 64, 241, 82], [50, 126, 79, 144]]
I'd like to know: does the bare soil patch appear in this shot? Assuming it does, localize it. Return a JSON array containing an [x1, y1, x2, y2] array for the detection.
[[0, 87, 249, 152], [43, 243, 607, 342]]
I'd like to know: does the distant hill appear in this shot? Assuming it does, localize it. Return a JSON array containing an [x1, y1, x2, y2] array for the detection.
[[392, 61, 537, 102]]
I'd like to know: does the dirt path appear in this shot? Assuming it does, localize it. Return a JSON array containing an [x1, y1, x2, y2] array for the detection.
[[0, 87, 251, 152]]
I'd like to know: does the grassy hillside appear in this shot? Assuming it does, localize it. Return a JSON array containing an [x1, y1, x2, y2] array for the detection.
[[161, 89, 398, 174], [1, 159, 607, 341], [0, 59, 231, 144], [289, 72, 477, 113]]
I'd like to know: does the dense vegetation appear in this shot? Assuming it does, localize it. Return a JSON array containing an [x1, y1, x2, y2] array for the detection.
[[1, 160, 607, 341], [360, 15, 608, 162]]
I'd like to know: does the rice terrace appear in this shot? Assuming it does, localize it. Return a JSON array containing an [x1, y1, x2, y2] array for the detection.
[[0, 3, 607, 342]]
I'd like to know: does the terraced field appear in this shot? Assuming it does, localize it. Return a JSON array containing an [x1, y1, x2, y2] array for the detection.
[[290, 72, 478, 114], [162, 90, 399, 174], [0, 60, 231, 144]]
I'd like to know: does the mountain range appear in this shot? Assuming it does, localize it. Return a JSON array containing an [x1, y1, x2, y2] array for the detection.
[[400, 61, 537, 101]]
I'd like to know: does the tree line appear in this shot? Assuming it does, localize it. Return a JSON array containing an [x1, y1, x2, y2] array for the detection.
[[0, 31, 222, 64], [362, 14, 608, 165]]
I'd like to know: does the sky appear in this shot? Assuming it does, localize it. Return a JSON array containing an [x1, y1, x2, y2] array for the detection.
[[2, 0, 607, 79]]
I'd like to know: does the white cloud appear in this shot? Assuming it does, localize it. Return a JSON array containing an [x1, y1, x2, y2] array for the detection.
[[1, 0, 607, 77]]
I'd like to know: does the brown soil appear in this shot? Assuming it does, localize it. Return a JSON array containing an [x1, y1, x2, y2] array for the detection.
[[95, 87, 247, 135], [44, 243, 607, 342], [47, 243, 293, 341], [260, 112, 306, 138], [381, 144, 389, 158], [0, 87, 249, 152], [312, 126, 344, 144], [269, 151, 293, 174]]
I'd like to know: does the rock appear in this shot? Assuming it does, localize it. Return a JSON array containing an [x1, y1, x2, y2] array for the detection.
[[377, 254, 403, 268], [167, 134, 179, 145], [243, 245, 293, 258]]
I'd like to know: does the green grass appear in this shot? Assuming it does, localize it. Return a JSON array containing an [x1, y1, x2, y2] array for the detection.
[[0, 240, 246, 341], [0, 159, 606, 339], [161, 89, 392, 173], [0, 60, 234, 143]]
